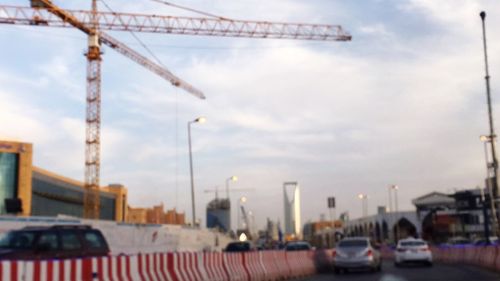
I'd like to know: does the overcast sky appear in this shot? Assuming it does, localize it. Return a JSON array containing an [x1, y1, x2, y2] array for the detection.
[[1, 0, 500, 230]]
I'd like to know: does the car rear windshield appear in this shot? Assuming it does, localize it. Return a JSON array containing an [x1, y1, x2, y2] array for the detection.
[[84, 230, 107, 249], [338, 240, 368, 247], [0, 231, 36, 249], [400, 241, 426, 247], [226, 242, 250, 252], [286, 243, 311, 250]]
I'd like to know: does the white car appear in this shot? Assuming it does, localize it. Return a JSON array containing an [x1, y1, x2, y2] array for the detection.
[[394, 238, 432, 267]]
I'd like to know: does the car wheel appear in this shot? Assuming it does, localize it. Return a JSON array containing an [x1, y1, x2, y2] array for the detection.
[[377, 264, 382, 272], [427, 262, 433, 267], [334, 268, 340, 274], [394, 262, 401, 268]]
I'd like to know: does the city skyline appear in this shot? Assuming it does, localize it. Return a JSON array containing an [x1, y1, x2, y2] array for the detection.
[[1, 0, 500, 229]]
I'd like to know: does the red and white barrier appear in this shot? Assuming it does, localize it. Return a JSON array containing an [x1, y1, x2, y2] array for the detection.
[[1, 260, 21, 281], [430, 246, 500, 273], [242, 252, 265, 281], [260, 251, 279, 280], [0, 250, 321, 281], [273, 251, 290, 280], [223, 253, 248, 281], [203, 252, 227, 281], [286, 252, 303, 278]]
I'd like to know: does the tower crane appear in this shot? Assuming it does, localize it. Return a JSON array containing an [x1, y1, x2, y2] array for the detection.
[[0, 1, 351, 219]]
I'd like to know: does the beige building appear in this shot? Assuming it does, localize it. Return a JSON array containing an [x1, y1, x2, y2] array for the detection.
[[127, 207, 148, 224], [127, 203, 185, 225], [0, 139, 127, 221], [1, 139, 186, 225]]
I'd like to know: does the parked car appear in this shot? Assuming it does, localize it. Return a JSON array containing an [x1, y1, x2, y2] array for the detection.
[[224, 241, 254, 252], [394, 238, 432, 267], [0, 225, 109, 260], [332, 237, 381, 274], [284, 241, 312, 251]]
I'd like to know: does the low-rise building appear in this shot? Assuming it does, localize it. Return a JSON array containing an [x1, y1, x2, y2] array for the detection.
[[413, 189, 495, 243], [343, 208, 420, 244], [0, 140, 127, 221], [303, 220, 343, 248], [127, 203, 185, 225], [127, 207, 148, 224]]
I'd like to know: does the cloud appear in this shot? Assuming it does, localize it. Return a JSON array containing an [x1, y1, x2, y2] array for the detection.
[[1, 0, 500, 227], [401, 0, 481, 27], [359, 23, 392, 37]]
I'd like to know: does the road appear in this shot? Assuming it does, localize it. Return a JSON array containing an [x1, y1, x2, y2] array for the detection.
[[295, 261, 500, 281]]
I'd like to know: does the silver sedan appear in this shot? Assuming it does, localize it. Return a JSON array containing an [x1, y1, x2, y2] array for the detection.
[[333, 237, 382, 274]]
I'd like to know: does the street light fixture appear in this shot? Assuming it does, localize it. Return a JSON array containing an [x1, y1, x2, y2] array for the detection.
[[188, 116, 206, 227], [225, 176, 238, 199]]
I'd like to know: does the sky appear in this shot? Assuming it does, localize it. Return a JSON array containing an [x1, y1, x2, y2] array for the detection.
[[1, 0, 500, 231]]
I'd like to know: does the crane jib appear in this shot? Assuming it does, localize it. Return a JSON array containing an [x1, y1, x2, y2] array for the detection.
[[1, 5, 351, 41]]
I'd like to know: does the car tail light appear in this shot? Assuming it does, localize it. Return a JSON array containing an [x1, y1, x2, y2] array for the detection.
[[366, 249, 373, 257], [420, 247, 430, 252], [332, 250, 336, 257]]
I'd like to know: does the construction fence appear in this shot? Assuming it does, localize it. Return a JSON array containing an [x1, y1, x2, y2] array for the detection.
[[0, 250, 327, 281]]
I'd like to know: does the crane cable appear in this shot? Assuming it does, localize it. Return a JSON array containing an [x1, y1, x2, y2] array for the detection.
[[99, 0, 167, 68], [99, 0, 181, 209], [149, 0, 230, 20]]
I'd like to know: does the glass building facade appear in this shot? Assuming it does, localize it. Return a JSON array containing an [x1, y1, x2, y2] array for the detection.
[[0, 153, 19, 215], [1, 140, 124, 221], [31, 171, 116, 220], [206, 198, 230, 232]]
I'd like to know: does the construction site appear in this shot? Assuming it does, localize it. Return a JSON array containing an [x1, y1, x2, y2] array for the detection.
[[2, 1, 500, 280], [0, 0, 349, 247]]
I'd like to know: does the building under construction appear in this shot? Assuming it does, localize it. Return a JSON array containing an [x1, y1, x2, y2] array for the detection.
[[206, 198, 230, 233]]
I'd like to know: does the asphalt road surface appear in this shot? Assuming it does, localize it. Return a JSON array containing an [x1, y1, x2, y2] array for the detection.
[[295, 261, 500, 281]]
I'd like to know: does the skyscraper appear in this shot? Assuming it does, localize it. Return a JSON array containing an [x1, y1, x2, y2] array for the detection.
[[283, 182, 301, 238]]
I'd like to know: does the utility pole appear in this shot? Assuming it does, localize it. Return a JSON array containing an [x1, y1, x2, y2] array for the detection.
[[480, 11, 500, 237]]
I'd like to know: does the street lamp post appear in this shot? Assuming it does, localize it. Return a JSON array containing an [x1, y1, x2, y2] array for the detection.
[[388, 186, 393, 212], [225, 175, 238, 232], [393, 185, 399, 213], [392, 185, 399, 241], [480, 11, 500, 237], [238, 196, 247, 231], [225, 176, 238, 199], [188, 116, 206, 227], [358, 194, 368, 217]]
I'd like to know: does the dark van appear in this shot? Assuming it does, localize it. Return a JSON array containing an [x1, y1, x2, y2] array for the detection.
[[0, 225, 109, 260]]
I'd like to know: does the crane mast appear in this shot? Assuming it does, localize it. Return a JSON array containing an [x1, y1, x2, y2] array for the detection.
[[83, 0, 101, 219], [3, 1, 351, 219]]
